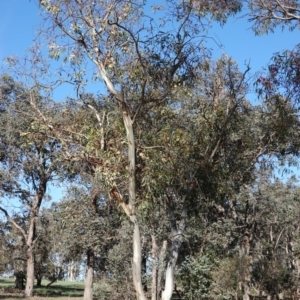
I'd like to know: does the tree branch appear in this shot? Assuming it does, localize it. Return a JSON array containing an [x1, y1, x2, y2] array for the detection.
[[0, 206, 27, 240]]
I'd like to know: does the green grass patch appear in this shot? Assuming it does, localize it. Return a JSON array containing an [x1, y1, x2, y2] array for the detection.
[[41, 280, 84, 297], [0, 278, 84, 298], [0, 278, 15, 287], [35, 282, 84, 297]]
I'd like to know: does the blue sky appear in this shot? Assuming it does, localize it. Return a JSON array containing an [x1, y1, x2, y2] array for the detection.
[[0, 1, 40, 60], [1, 1, 299, 84], [0, 0, 299, 198]]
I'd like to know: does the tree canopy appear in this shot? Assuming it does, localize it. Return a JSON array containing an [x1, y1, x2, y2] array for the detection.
[[1, 1, 300, 300]]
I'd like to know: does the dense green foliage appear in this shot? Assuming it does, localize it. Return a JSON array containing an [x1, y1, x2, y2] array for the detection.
[[1, 0, 300, 299]]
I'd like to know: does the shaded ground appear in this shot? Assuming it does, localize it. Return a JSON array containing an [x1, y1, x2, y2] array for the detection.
[[0, 278, 84, 299]]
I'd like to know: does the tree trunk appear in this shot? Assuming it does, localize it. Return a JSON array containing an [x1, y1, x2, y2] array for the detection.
[[35, 263, 43, 288], [94, 40, 145, 299], [14, 271, 25, 290], [142, 253, 147, 292], [83, 248, 94, 300], [36, 277, 42, 287], [161, 209, 187, 300], [46, 267, 63, 287], [239, 198, 253, 300], [24, 185, 46, 297], [0, 159, 47, 298], [151, 236, 168, 300], [68, 261, 76, 281], [123, 112, 146, 300], [25, 247, 34, 297], [157, 241, 167, 300], [151, 234, 158, 300], [241, 228, 252, 300], [131, 217, 146, 300], [296, 258, 300, 296]]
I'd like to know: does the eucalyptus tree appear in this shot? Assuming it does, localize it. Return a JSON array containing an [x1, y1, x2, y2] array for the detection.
[[35, 1, 249, 298], [55, 57, 264, 299], [0, 218, 27, 286], [49, 185, 120, 300], [212, 177, 300, 299], [250, 179, 300, 298], [0, 221, 11, 275], [33, 208, 56, 287], [32, 1, 300, 299], [247, 0, 300, 34], [0, 74, 63, 297], [145, 56, 300, 300]]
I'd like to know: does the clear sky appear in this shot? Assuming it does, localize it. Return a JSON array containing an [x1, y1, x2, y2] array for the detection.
[[1, 1, 299, 77], [0, 1, 40, 60], [0, 0, 299, 192], [1, 1, 299, 82]]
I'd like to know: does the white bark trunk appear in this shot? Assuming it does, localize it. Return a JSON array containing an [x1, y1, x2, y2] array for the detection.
[[83, 268, 93, 300], [131, 217, 146, 300], [151, 234, 158, 300], [161, 209, 187, 300], [68, 261, 76, 281], [93, 26, 145, 298], [161, 265, 174, 300], [243, 288, 250, 300], [123, 112, 146, 300]]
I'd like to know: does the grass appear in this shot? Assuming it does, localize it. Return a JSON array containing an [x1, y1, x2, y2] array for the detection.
[[0, 278, 84, 299]]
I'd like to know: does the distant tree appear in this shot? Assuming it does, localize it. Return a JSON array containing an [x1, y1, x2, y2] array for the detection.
[[33, 208, 56, 287], [55, 186, 119, 298], [0, 218, 27, 286]]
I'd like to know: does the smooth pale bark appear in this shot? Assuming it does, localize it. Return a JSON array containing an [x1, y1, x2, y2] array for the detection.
[[69, 14, 145, 298], [161, 209, 187, 300], [161, 266, 173, 300], [123, 112, 146, 300], [241, 252, 252, 300], [151, 234, 158, 300], [83, 249, 94, 300], [92, 52, 145, 298], [25, 248, 35, 297], [68, 261, 76, 281], [84, 16, 145, 299], [131, 218, 146, 300]]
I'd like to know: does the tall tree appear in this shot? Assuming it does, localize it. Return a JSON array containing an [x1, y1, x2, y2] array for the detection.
[[0, 74, 62, 297], [28, 1, 300, 299], [36, 1, 248, 298]]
